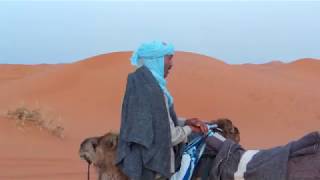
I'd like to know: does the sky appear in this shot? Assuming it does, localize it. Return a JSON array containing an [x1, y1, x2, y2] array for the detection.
[[0, 1, 319, 64]]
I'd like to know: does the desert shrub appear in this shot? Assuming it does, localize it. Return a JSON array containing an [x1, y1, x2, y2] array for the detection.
[[6, 106, 64, 138]]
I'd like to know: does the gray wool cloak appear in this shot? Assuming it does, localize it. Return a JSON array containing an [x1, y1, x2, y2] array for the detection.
[[116, 66, 184, 180]]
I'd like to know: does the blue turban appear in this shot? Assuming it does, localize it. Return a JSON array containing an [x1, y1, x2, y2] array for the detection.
[[130, 41, 174, 106]]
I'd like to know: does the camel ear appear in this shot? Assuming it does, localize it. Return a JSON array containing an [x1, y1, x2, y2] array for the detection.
[[102, 133, 119, 150], [110, 134, 118, 149], [234, 127, 240, 143]]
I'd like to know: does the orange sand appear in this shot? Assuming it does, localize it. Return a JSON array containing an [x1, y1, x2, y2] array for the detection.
[[0, 52, 319, 179]]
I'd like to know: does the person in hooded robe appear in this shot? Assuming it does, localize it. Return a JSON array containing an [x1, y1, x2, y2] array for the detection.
[[116, 41, 208, 180]]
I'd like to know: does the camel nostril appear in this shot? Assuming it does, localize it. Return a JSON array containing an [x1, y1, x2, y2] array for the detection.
[[84, 156, 92, 165], [80, 154, 92, 165]]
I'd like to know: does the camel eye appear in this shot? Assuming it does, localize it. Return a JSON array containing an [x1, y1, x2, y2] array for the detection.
[[92, 142, 98, 150]]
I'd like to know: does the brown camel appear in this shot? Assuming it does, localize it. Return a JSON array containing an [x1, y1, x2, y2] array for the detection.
[[79, 119, 240, 180], [79, 132, 128, 180]]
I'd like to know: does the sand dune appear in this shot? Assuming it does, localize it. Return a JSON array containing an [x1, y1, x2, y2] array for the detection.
[[0, 51, 319, 179]]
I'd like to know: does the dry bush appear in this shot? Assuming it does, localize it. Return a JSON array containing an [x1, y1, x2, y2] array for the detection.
[[6, 106, 64, 138]]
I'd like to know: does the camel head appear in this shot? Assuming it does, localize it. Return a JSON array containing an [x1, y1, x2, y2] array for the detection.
[[209, 118, 240, 143], [79, 132, 118, 166], [79, 132, 128, 180], [79, 136, 99, 165]]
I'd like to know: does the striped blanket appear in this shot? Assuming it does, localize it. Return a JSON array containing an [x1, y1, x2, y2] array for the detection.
[[193, 131, 320, 180]]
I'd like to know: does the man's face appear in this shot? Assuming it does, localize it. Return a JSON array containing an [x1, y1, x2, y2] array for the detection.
[[164, 55, 173, 78]]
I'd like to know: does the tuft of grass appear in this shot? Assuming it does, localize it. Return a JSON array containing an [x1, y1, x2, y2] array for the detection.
[[6, 106, 64, 139]]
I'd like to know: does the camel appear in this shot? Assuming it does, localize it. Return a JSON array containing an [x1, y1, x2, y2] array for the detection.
[[79, 132, 128, 180], [79, 118, 240, 180], [79, 119, 320, 180]]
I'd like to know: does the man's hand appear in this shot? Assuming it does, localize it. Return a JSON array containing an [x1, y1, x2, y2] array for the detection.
[[189, 125, 202, 133], [185, 118, 208, 133]]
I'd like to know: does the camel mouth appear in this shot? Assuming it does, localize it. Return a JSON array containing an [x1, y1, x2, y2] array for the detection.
[[79, 152, 93, 164]]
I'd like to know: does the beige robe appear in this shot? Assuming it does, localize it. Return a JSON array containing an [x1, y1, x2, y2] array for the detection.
[[164, 95, 192, 173]]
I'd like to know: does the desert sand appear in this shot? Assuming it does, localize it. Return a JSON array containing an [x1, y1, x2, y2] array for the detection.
[[0, 51, 319, 179]]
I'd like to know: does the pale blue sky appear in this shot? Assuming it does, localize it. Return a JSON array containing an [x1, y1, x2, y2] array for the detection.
[[1, 1, 319, 64]]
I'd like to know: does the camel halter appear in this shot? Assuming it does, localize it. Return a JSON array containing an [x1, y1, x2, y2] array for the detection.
[[87, 163, 90, 180], [83, 156, 91, 180]]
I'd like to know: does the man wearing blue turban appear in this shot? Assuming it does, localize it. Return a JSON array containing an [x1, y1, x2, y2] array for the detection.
[[116, 41, 208, 179]]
